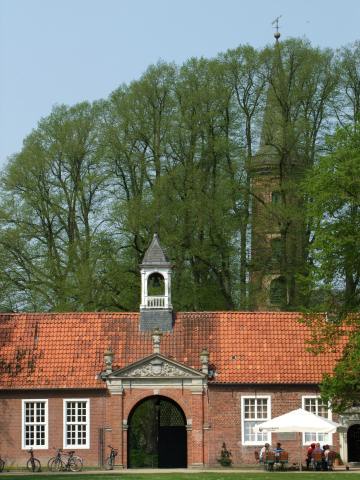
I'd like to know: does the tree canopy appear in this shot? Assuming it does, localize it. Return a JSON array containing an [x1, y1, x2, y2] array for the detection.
[[0, 38, 359, 317], [302, 124, 360, 412]]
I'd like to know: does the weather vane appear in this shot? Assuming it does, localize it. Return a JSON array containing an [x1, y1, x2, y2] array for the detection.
[[271, 15, 282, 42]]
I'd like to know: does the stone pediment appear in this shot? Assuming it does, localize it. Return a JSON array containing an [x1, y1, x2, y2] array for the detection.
[[109, 354, 204, 379]]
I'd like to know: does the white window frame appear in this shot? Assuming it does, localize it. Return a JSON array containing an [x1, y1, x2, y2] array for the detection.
[[63, 399, 90, 449], [241, 395, 272, 445], [22, 399, 48, 449], [302, 395, 333, 445]]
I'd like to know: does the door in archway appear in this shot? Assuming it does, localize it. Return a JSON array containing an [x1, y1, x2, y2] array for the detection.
[[348, 424, 360, 462], [128, 395, 187, 468]]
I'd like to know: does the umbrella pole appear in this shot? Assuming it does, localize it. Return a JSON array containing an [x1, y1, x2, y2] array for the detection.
[[299, 432, 302, 471]]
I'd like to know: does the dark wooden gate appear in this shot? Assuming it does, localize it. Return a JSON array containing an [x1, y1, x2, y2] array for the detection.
[[128, 396, 187, 468], [348, 424, 360, 462]]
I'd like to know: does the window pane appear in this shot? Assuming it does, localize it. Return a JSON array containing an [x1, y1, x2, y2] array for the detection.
[[24, 401, 46, 447], [65, 401, 88, 447], [303, 397, 330, 444], [243, 398, 269, 444]]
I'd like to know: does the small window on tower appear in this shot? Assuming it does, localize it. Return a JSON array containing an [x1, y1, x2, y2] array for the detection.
[[270, 276, 287, 306], [271, 191, 281, 204], [270, 238, 282, 266]]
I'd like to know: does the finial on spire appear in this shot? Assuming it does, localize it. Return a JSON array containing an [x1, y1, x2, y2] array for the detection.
[[272, 15, 282, 43]]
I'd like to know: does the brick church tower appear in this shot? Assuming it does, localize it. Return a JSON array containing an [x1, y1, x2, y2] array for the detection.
[[249, 29, 308, 311]]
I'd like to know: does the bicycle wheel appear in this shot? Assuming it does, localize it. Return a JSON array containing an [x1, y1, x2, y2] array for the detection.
[[47, 457, 55, 470], [104, 456, 114, 470], [0, 459, 5, 472], [69, 456, 83, 472], [26, 458, 41, 472], [48, 457, 65, 472]]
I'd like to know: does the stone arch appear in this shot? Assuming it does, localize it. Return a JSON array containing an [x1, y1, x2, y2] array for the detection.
[[127, 395, 187, 468]]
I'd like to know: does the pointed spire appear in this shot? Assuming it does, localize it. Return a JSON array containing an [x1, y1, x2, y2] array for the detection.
[[141, 233, 171, 267]]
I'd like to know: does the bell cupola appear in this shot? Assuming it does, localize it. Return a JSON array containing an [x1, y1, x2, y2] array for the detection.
[[139, 234, 173, 332]]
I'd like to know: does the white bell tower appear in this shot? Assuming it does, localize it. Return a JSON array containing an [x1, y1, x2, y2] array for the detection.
[[139, 234, 173, 331]]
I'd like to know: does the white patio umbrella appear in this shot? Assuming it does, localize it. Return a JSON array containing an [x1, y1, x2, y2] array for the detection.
[[253, 408, 344, 470]]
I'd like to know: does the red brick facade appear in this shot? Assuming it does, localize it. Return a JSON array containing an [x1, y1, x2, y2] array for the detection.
[[0, 384, 341, 468], [0, 309, 349, 468]]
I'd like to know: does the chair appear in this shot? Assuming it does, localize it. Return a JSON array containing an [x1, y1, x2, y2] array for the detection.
[[265, 451, 276, 471], [254, 450, 260, 463], [278, 450, 289, 470]]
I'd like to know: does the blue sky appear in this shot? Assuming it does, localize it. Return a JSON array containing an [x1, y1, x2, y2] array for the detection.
[[1, 0, 359, 168]]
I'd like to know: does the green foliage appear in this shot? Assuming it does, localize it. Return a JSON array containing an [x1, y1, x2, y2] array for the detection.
[[218, 442, 232, 467], [304, 125, 360, 313], [0, 40, 358, 314], [320, 329, 360, 413], [302, 125, 360, 412]]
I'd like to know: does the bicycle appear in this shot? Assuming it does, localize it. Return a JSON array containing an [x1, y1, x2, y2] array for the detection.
[[0, 455, 5, 472], [105, 444, 118, 470], [48, 448, 83, 472], [26, 448, 41, 472]]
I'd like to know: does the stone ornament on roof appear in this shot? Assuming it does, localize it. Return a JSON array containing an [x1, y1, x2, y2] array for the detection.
[[108, 353, 205, 380], [122, 359, 194, 378]]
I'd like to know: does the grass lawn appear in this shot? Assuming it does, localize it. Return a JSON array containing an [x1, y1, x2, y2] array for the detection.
[[0, 473, 355, 480]]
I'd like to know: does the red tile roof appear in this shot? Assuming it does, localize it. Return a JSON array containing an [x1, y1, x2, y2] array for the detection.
[[0, 311, 345, 389]]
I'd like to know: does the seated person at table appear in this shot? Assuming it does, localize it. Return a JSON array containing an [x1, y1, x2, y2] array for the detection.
[[274, 442, 284, 459], [306, 443, 316, 469], [322, 445, 330, 470], [259, 443, 270, 463], [312, 443, 323, 470]]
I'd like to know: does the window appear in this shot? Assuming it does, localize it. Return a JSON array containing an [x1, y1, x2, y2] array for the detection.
[[272, 191, 281, 204], [22, 400, 48, 449], [242, 396, 271, 445], [302, 396, 332, 445], [63, 399, 90, 448], [270, 276, 287, 305], [270, 238, 282, 267]]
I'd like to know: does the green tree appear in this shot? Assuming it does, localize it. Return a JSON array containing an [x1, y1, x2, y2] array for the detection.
[[221, 45, 268, 308], [253, 39, 338, 309], [0, 102, 113, 311], [302, 125, 360, 411]]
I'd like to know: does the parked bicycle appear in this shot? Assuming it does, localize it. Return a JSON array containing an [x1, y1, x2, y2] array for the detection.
[[26, 448, 41, 472], [105, 444, 118, 470], [0, 455, 5, 472], [48, 448, 83, 472]]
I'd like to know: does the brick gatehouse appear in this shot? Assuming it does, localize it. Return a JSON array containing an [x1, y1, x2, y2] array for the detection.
[[0, 235, 359, 468]]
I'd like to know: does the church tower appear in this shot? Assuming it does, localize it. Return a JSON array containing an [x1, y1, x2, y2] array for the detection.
[[249, 25, 307, 311], [139, 234, 173, 331]]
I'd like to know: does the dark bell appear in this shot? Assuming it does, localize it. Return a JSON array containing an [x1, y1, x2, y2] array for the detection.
[[152, 273, 162, 287]]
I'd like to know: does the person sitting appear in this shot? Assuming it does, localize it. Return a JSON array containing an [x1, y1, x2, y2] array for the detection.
[[259, 443, 270, 463], [322, 445, 331, 470], [274, 442, 284, 459], [306, 443, 316, 470], [312, 442, 323, 470]]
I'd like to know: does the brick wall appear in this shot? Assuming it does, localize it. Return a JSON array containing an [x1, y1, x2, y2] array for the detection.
[[206, 384, 341, 467], [0, 390, 107, 468], [0, 385, 341, 468]]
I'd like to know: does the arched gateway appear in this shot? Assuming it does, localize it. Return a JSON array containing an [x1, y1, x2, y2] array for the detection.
[[128, 395, 187, 468]]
